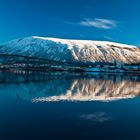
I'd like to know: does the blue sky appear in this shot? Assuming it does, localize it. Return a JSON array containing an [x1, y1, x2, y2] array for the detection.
[[0, 0, 140, 46]]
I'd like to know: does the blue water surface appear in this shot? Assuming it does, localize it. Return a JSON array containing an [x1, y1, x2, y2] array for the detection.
[[0, 71, 140, 140]]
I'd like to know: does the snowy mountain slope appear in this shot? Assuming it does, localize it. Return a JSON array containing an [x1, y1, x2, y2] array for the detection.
[[0, 36, 140, 71]]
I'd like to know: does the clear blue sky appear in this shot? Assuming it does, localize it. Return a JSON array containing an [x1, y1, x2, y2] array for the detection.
[[0, 0, 140, 46]]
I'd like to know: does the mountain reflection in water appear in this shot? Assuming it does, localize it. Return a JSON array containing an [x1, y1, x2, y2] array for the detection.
[[0, 71, 140, 102]]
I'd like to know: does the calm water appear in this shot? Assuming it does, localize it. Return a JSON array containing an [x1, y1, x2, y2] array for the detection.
[[0, 71, 140, 140]]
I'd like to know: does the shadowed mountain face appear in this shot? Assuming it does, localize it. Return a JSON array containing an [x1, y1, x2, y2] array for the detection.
[[0, 71, 140, 102]]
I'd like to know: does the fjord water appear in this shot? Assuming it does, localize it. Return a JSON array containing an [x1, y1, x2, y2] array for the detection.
[[0, 71, 140, 140]]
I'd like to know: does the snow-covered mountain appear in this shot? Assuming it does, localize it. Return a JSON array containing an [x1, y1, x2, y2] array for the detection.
[[0, 36, 140, 72]]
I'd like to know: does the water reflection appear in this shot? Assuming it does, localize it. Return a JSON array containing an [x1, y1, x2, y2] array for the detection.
[[80, 112, 110, 122], [33, 76, 140, 102], [0, 71, 140, 102]]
